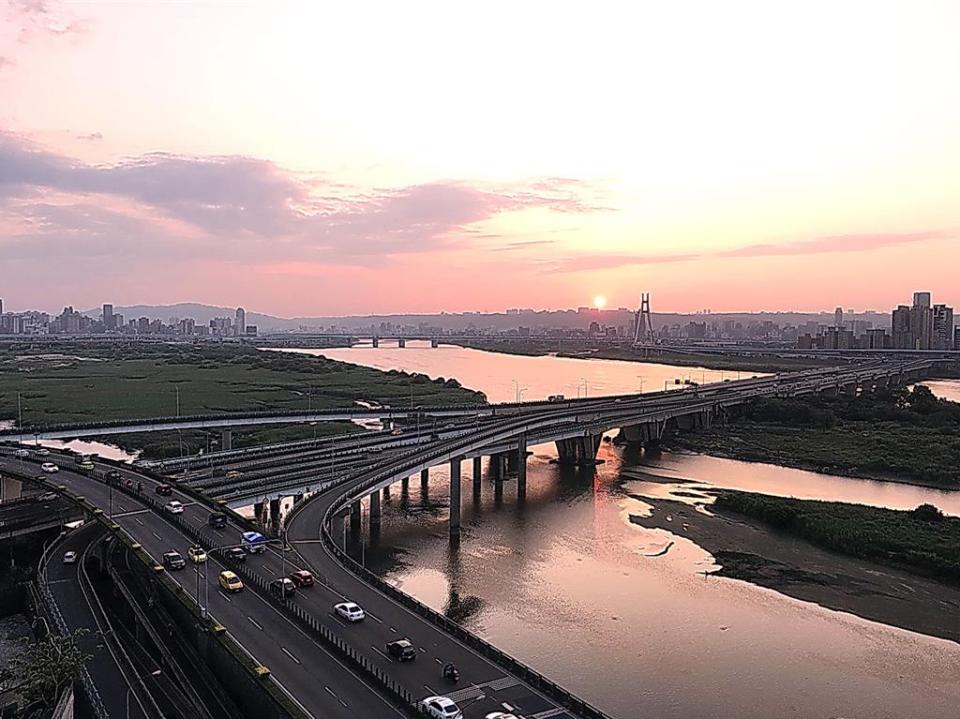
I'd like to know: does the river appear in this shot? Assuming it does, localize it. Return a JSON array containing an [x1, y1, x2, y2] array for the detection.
[[282, 342, 960, 719]]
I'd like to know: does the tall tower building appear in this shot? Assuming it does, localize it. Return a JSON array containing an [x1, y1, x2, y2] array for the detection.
[[102, 303, 114, 331], [913, 292, 932, 309], [834, 307, 843, 328], [235, 307, 246, 336]]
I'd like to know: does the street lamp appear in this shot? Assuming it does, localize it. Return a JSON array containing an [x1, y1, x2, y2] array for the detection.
[[126, 669, 162, 719], [636, 375, 644, 394]]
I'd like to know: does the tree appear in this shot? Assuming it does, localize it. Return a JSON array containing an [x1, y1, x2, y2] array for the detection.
[[0, 629, 92, 711], [912, 504, 945, 522]]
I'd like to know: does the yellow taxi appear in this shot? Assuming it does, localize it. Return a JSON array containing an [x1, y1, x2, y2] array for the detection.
[[218, 570, 243, 593]]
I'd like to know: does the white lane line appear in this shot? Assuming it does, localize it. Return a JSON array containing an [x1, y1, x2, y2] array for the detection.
[[247, 616, 263, 631], [151, 531, 163, 540], [281, 647, 301, 664], [372, 647, 393, 662], [218, 591, 232, 602], [135, 518, 144, 526]]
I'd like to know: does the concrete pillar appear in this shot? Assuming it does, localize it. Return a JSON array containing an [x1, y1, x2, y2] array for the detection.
[[431, 339, 439, 348], [420, 468, 429, 492], [401, 476, 409, 490], [449, 458, 461, 539], [472, 456, 482, 496], [221, 428, 233, 451], [516, 436, 527, 501], [372, 337, 380, 348], [254, 501, 266, 524], [269, 498, 281, 530], [369, 489, 381, 527], [383, 483, 391, 501], [350, 501, 361, 533], [293, 493, 304, 505], [398, 338, 406, 348]]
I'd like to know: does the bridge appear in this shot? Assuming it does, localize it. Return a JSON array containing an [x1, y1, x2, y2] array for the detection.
[[1, 357, 947, 719]]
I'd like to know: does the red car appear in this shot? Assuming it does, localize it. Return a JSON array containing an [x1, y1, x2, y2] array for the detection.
[[288, 570, 314, 587]]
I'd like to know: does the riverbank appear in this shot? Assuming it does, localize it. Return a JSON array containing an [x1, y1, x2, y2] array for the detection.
[[451, 338, 828, 373], [631, 495, 960, 644], [0, 342, 485, 458], [666, 386, 960, 488]]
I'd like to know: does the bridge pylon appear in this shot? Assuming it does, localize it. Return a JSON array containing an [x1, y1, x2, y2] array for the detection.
[[633, 292, 654, 346]]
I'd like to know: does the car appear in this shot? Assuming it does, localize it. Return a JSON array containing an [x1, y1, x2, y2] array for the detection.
[[105, 470, 122, 484], [37, 492, 58, 502], [187, 546, 207, 563], [225, 470, 242, 479], [164, 500, 184, 514], [155, 483, 173, 496], [162, 551, 186, 570], [62, 551, 78, 564], [484, 714, 520, 719], [208, 512, 227, 529], [390, 428, 403, 436], [124, 478, 136, 489], [289, 570, 314, 588], [14, 448, 29, 458], [34, 448, 50, 457], [223, 547, 246, 563], [269, 577, 296, 598], [386, 639, 416, 661], [40, 462, 59, 473], [333, 602, 364, 622], [77, 461, 95, 472], [218, 570, 243, 593], [417, 695, 462, 719]]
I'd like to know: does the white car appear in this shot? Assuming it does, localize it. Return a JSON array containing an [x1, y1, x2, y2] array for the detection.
[[14, 448, 29, 458], [485, 714, 520, 719], [40, 462, 59, 473], [63, 551, 77, 564], [417, 696, 462, 719], [164, 500, 184, 514], [333, 602, 365, 622], [35, 448, 50, 457]]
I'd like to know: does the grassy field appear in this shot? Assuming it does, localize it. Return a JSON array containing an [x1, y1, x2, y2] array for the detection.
[[669, 386, 960, 487], [716, 490, 960, 583], [0, 341, 484, 457]]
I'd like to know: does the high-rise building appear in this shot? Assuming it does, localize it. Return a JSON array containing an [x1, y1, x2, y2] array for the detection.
[[0, 298, 4, 316], [933, 304, 955, 350], [834, 307, 844, 328], [102, 303, 114, 330], [235, 307, 246, 337], [913, 292, 932, 309], [891, 305, 912, 349]]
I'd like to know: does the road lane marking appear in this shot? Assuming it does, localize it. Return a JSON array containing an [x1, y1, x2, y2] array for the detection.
[[281, 647, 301, 664], [135, 518, 144, 526], [151, 531, 163, 540], [372, 647, 393, 662], [247, 616, 263, 631]]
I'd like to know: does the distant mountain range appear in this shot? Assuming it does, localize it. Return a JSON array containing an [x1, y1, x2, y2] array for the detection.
[[83, 303, 892, 333]]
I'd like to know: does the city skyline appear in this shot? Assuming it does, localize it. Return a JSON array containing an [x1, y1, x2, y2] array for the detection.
[[3, 1, 960, 314]]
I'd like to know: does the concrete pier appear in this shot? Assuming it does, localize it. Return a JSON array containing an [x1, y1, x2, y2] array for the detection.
[[449, 458, 461, 539], [516, 435, 527, 501], [472, 456, 482, 496]]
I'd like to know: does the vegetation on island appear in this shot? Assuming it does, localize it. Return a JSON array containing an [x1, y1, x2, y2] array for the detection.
[[0, 341, 485, 458], [668, 384, 960, 487], [452, 338, 829, 373], [0, 628, 92, 715], [715, 490, 960, 583]]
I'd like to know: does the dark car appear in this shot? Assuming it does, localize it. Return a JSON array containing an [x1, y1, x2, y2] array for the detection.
[[105, 470, 122, 485], [155, 484, 173, 496], [288, 570, 314, 587], [224, 547, 246, 563], [162, 551, 186, 570], [386, 639, 416, 662], [208, 512, 227, 529], [270, 578, 297, 598]]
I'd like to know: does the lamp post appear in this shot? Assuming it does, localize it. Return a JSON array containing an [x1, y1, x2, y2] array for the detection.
[[127, 669, 162, 718], [636, 376, 644, 394]]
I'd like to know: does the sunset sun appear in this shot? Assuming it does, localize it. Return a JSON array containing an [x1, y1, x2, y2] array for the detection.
[[593, 295, 607, 309]]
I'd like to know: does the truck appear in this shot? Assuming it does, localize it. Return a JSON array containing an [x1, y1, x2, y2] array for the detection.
[[547, 394, 565, 402], [241, 531, 267, 554]]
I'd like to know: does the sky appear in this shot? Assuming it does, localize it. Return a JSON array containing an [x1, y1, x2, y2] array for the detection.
[[1, 0, 959, 317]]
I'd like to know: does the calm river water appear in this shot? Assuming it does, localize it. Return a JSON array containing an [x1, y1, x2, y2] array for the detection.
[[290, 343, 960, 719]]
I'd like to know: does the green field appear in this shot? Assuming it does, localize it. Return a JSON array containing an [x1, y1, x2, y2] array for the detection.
[[716, 490, 960, 583], [0, 341, 484, 457], [669, 386, 960, 487]]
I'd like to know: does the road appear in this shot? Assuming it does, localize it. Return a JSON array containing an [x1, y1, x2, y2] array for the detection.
[[1, 453, 405, 719]]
